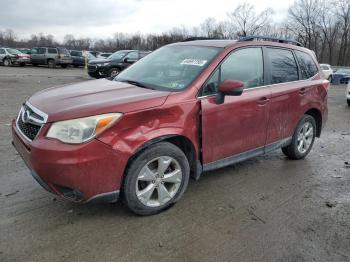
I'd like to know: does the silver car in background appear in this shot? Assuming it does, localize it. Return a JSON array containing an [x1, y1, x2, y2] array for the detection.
[[0, 47, 31, 66]]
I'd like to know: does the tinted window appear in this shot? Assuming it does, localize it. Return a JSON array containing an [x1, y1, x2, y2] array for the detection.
[[267, 48, 298, 84], [0, 49, 5, 54], [38, 48, 46, 54], [48, 48, 58, 54], [295, 51, 318, 79], [202, 47, 264, 95]]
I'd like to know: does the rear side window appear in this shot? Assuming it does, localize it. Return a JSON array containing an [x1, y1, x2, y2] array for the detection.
[[267, 48, 298, 84], [48, 48, 58, 54], [295, 51, 318, 79]]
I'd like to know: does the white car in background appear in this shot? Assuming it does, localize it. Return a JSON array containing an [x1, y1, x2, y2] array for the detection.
[[320, 64, 334, 81], [347, 82, 350, 106]]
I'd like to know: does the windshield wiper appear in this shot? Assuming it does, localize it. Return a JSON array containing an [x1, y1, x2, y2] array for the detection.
[[117, 79, 154, 89]]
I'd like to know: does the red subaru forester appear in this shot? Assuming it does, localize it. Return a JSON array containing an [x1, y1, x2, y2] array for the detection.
[[12, 37, 329, 215]]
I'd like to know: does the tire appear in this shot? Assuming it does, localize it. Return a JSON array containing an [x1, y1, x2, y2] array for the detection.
[[73, 65, 79, 68], [20, 63, 25, 67], [282, 115, 316, 160], [61, 64, 68, 68], [47, 59, 56, 68], [328, 75, 332, 83], [347, 99, 350, 106], [3, 58, 12, 67], [32, 63, 38, 67], [123, 142, 190, 216], [107, 68, 120, 78]]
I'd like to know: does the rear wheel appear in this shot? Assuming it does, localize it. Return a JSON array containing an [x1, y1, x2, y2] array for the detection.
[[3, 58, 12, 66], [282, 115, 316, 160], [47, 59, 56, 68], [20, 63, 25, 67], [123, 142, 190, 216]]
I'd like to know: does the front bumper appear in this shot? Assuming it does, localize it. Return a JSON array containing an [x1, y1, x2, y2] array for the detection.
[[88, 64, 108, 76], [12, 120, 126, 203]]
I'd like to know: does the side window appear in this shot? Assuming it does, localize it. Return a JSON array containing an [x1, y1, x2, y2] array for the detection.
[[48, 48, 58, 54], [295, 51, 319, 79], [31, 48, 38, 54], [267, 48, 298, 84], [125, 51, 138, 61], [0, 49, 5, 54], [38, 48, 46, 54], [202, 48, 264, 96]]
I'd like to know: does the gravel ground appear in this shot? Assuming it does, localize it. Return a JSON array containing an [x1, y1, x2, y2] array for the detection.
[[0, 66, 349, 262]]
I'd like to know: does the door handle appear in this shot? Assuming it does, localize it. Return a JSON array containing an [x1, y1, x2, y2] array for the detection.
[[257, 97, 270, 105], [299, 87, 306, 94]]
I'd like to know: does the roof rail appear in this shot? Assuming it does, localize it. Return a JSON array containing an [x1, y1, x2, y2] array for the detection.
[[238, 35, 303, 47], [182, 37, 220, 42]]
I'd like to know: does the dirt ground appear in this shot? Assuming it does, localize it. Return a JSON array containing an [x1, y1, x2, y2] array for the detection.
[[0, 66, 349, 262]]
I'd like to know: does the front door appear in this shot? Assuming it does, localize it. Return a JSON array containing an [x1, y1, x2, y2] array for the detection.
[[200, 47, 271, 166]]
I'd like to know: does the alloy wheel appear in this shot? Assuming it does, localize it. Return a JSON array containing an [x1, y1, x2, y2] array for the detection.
[[136, 156, 183, 207], [297, 122, 314, 154]]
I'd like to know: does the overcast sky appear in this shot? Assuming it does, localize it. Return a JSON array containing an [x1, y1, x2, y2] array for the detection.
[[1, 0, 291, 41]]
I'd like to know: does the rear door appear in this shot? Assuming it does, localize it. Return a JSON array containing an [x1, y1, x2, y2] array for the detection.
[[37, 48, 46, 64], [264, 47, 304, 146], [200, 47, 271, 165], [30, 48, 39, 63]]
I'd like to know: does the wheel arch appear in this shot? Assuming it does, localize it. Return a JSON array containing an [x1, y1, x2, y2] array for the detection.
[[123, 134, 201, 186], [304, 108, 322, 137]]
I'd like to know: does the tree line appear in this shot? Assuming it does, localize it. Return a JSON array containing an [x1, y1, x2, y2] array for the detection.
[[0, 0, 349, 66]]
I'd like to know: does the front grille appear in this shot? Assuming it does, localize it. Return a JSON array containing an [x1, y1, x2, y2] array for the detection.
[[17, 115, 41, 140], [16, 103, 47, 141]]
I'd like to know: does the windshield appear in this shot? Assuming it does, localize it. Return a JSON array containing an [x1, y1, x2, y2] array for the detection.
[[108, 51, 128, 60], [115, 45, 222, 91], [336, 69, 350, 74], [7, 48, 21, 55]]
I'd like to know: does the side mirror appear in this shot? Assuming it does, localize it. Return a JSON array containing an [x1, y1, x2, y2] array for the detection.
[[216, 80, 244, 104]]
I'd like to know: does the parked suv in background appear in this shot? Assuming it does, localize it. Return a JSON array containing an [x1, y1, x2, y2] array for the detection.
[[30, 47, 72, 68], [0, 47, 30, 66], [12, 37, 328, 215], [88, 50, 151, 78]]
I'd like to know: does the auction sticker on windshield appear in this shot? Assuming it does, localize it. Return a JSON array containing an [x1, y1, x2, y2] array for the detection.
[[181, 59, 207, 66]]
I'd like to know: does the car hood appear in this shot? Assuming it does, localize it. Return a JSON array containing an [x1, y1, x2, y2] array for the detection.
[[89, 58, 114, 64], [28, 79, 170, 122]]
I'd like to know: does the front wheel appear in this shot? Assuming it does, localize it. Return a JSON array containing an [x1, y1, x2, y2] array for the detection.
[[123, 142, 190, 216], [282, 115, 316, 160], [107, 68, 120, 78], [3, 58, 12, 66]]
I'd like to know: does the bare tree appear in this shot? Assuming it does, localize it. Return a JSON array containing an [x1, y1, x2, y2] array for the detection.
[[227, 3, 274, 37]]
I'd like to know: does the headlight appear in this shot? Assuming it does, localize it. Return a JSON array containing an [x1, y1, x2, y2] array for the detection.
[[46, 113, 122, 144]]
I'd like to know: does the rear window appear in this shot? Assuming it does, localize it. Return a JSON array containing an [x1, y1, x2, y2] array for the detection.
[[7, 48, 21, 55], [267, 48, 299, 84], [48, 48, 58, 54], [295, 51, 318, 79], [320, 65, 329, 70], [58, 48, 69, 55]]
